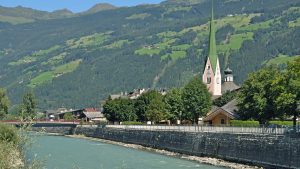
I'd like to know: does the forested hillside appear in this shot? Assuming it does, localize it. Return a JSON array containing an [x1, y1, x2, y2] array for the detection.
[[0, 0, 299, 109]]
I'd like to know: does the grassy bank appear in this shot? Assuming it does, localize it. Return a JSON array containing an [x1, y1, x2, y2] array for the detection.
[[0, 123, 41, 169], [0, 123, 23, 169]]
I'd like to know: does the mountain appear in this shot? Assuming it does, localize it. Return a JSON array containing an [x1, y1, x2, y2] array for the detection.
[[0, 6, 75, 24], [83, 3, 117, 14], [0, 0, 299, 109], [0, 3, 117, 25]]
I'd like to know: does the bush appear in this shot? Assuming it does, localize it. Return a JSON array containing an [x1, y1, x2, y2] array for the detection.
[[269, 121, 293, 127], [0, 123, 19, 145], [63, 112, 74, 121], [121, 121, 143, 125], [230, 120, 260, 127]]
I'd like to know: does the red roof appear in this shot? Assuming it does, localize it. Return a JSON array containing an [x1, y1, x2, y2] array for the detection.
[[84, 108, 100, 112]]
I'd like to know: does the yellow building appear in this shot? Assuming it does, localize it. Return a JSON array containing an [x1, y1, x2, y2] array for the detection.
[[204, 99, 239, 126]]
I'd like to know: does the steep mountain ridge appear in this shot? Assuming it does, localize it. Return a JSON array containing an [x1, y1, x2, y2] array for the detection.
[[0, 0, 299, 109]]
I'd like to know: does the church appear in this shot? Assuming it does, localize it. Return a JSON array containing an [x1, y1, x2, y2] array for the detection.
[[202, 3, 239, 98], [202, 3, 240, 126]]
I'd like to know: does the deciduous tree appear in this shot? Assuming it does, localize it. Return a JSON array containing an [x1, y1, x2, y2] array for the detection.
[[164, 88, 184, 122], [20, 91, 37, 120], [0, 88, 10, 119], [182, 77, 212, 124], [103, 98, 136, 122], [238, 67, 284, 124]]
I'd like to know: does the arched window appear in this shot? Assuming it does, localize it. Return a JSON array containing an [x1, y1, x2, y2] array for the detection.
[[207, 77, 211, 84], [221, 119, 225, 125]]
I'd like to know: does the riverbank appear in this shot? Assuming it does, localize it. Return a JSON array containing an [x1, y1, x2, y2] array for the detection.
[[66, 134, 261, 169]]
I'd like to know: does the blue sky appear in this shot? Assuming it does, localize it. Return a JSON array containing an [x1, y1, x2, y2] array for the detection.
[[0, 0, 164, 12]]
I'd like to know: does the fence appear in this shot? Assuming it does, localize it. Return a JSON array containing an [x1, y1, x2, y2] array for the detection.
[[106, 125, 287, 135]]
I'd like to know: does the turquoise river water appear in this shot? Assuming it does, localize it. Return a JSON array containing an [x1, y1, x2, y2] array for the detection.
[[28, 135, 225, 169]]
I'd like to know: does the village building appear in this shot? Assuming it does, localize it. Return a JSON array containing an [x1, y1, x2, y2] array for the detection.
[[204, 99, 239, 126], [44, 108, 106, 123]]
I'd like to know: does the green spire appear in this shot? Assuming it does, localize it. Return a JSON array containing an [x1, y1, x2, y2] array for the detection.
[[208, 0, 218, 73]]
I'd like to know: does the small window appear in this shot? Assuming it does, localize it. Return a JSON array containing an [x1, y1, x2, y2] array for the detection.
[[207, 77, 211, 84], [207, 66, 210, 70], [221, 119, 225, 125], [216, 77, 220, 84]]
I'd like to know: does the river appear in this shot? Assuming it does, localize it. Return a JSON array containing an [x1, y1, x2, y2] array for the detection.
[[28, 134, 225, 169]]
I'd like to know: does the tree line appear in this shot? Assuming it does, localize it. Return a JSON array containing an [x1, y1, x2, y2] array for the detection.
[[0, 89, 36, 121], [103, 77, 212, 124]]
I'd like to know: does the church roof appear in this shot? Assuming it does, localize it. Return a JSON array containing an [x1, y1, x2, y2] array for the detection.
[[224, 67, 233, 74], [208, 1, 218, 73], [204, 99, 239, 121], [222, 81, 240, 94]]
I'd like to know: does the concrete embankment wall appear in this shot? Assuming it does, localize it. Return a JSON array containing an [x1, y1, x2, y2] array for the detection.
[[31, 123, 76, 135], [32, 125, 300, 169]]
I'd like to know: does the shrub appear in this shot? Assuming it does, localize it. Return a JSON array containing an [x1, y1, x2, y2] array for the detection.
[[121, 121, 143, 125], [0, 123, 19, 145], [230, 120, 260, 127], [269, 121, 293, 127], [63, 112, 74, 121]]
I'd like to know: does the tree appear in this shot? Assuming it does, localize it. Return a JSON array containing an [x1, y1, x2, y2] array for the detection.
[[164, 88, 184, 122], [182, 77, 212, 124], [145, 98, 166, 123], [0, 88, 10, 119], [237, 67, 283, 124], [63, 112, 74, 121], [274, 58, 300, 126], [103, 98, 136, 122], [134, 90, 166, 122], [20, 91, 37, 120], [213, 91, 237, 107]]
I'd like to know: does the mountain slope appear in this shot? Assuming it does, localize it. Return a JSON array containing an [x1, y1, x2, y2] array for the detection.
[[83, 3, 117, 14], [0, 0, 299, 109]]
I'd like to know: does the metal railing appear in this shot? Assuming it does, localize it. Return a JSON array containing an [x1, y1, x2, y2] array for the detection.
[[106, 125, 287, 135]]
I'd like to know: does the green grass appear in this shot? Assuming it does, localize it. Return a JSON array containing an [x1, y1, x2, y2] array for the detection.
[[218, 32, 254, 53], [157, 31, 177, 38], [66, 32, 111, 49], [41, 52, 67, 66], [9, 45, 60, 66], [161, 51, 187, 60], [126, 13, 151, 20], [28, 59, 81, 88], [135, 38, 177, 56], [172, 44, 191, 51], [103, 40, 130, 49], [237, 19, 272, 31], [29, 72, 54, 87], [289, 18, 300, 28], [53, 60, 81, 74], [264, 54, 300, 66], [0, 15, 34, 25], [135, 48, 162, 56]]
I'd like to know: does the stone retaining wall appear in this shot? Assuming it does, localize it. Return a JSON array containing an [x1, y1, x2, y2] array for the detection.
[[32, 126, 300, 169]]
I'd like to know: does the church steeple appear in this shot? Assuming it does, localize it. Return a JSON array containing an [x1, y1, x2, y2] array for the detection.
[[208, 0, 218, 73], [202, 0, 222, 96]]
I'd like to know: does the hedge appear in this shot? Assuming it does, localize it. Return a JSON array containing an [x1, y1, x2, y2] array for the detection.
[[121, 121, 143, 125], [230, 120, 260, 127]]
